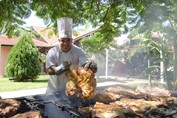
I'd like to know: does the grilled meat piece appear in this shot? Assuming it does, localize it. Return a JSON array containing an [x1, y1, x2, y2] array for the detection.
[[93, 92, 122, 104], [65, 80, 79, 96], [91, 102, 138, 118], [136, 86, 171, 96], [65, 67, 96, 100], [106, 87, 146, 99], [149, 95, 177, 105], [115, 98, 163, 116], [10, 111, 42, 118], [0, 99, 21, 117]]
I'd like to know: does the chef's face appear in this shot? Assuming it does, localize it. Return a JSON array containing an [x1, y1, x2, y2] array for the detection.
[[59, 38, 73, 52]]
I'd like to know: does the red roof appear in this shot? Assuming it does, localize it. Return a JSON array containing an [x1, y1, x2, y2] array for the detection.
[[0, 35, 51, 47], [0, 35, 19, 45], [151, 32, 161, 38]]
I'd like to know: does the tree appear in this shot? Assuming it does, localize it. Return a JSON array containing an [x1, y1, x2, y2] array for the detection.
[[0, 0, 31, 37], [5, 32, 41, 81], [128, 0, 177, 90], [0, 0, 141, 45], [2, 0, 177, 88]]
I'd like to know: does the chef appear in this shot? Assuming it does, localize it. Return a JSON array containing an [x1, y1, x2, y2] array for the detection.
[[45, 17, 97, 95]]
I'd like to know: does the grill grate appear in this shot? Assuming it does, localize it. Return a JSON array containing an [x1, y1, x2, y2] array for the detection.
[[1, 93, 177, 118]]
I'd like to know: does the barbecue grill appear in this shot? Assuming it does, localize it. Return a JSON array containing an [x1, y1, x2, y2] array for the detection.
[[1, 86, 177, 118], [0, 91, 96, 118]]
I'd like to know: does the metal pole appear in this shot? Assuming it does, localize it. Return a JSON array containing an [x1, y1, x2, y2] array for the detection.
[[105, 49, 108, 78]]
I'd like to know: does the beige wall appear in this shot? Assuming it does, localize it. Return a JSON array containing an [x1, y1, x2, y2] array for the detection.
[[0, 45, 46, 77], [0, 46, 12, 77]]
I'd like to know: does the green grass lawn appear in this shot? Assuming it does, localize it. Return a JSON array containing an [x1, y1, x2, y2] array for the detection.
[[0, 75, 49, 92]]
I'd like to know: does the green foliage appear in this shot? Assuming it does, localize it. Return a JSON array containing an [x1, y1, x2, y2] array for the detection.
[[81, 29, 115, 53], [5, 33, 41, 81], [0, 0, 31, 37], [126, 0, 177, 89], [0, 0, 141, 51]]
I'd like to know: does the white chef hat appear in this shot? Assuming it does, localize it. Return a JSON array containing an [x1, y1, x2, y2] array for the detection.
[[57, 17, 73, 39]]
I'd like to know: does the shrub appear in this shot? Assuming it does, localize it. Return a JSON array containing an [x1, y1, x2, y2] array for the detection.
[[5, 33, 41, 81]]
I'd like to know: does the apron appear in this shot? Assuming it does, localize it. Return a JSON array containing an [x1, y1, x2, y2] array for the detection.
[[46, 50, 73, 95], [46, 74, 66, 95]]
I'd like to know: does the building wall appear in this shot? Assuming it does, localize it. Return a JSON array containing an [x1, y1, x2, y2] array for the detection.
[[0, 45, 1, 77], [0, 45, 47, 77], [0, 45, 12, 77]]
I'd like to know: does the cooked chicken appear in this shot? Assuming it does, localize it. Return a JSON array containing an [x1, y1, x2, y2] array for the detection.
[[106, 86, 150, 100], [0, 99, 21, 117], [80, 85, 177, 117], [65, 67, 96, 100], [10, 111, 42, 118], [150, 95, 177, 105], [136, 86, 171, 96], [115, 98, 163, 116], [106, 87, 138, 95], [91, 102, 138, 118], [93, 92, 122, 104]]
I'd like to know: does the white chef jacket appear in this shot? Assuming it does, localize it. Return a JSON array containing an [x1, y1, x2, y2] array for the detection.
[[45, 44, 88, 94]]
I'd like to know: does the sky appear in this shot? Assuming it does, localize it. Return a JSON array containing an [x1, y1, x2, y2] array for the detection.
[[23, 11, 94, 32], [24, 11, 46, 27]]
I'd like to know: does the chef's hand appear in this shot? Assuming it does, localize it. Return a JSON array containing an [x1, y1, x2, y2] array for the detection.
[[54, 61, 71, 75], [84, 61, 97, 73]]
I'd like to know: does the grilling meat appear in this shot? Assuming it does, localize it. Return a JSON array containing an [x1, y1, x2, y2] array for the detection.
[[93, 92, 122, 104], [10, 111, 42, 118], [115, 98, 163, 116], [0, 99, 21, 117], [136, 86, 171, 96], [65, 67, 96, 100], [149, 95, 177, 105], [106, 86, 146, 99], [91, 102, 138, 118]]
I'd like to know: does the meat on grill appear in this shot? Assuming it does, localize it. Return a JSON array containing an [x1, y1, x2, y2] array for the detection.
[[78, 86, 177, 118], [80, 102, 139, 118], [106, 86, 147, 99], [105, 86, 176, 103], [10, 111, 42, 118], [136, 86, 171, 96], [115, 98, 164, 116], [65, 67, 96, 100], [93, 92, 122, 104], [0, 99, 21, 117]]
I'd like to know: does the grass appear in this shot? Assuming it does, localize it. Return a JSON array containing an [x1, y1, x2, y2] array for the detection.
[[0, 75, 49, 92]]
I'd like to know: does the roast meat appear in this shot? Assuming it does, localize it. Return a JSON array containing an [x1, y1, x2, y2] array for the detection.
[[93, 92, 122, 104], [65, 67, 96, 100], [83, 102, 138, 118], [115, 98, 163, 116], [10, 111, 42, 118], [0, 99, 21, 117], [106, 86, 146, 99]]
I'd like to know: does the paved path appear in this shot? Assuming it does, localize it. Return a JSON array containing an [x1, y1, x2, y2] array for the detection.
[[0, 88, 46, 99], [0, 76, 150, 99]]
